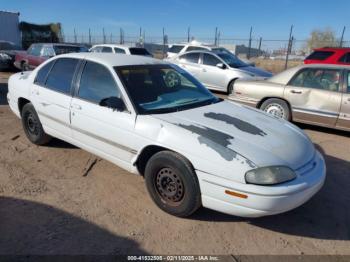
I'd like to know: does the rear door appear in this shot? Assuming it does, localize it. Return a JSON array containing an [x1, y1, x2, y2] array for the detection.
[[284, 68, 342, 127], [199, 53, 227, 91], [176, 52, 201, 78], [336, 70, 350, 130], [32, 57, 80, 138], [70, 60, 137, 164]]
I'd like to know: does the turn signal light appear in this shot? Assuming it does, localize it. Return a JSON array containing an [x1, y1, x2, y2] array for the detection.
[[225, 190, 248, 199]]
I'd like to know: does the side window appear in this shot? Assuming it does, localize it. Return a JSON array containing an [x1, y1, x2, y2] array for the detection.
[[186, 46, 207, 52], [179, 53, 200, 64], [102, 46, 113, 53], [347, 72, 350, 93], [91, 46, 102, 53], [34, 60, 55, 85], [29, 45, 41, 56], [78, 61, 120, 104], [203, 53, 221, 66], [290, 69, 340, 92], [339, 53, 350, 64], [45, 58, 79, 94], [114, 48, 126, 54], [41, 47, 55, 57]]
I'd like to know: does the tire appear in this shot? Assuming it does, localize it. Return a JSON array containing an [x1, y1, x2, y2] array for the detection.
[[227, 79, 236, 95], [21, 61, 29, 71], [144, 151, 201, 217], [21, 103, 51, 145], [260, 98, 291, 121]]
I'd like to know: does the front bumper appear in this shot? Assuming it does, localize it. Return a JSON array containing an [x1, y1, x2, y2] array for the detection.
[[196, 150, 326, 217]]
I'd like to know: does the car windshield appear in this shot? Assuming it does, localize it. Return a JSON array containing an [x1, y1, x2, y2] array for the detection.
[[53, 45, 82, 55], [0, 42, 22, 50], [212, 49, 247, 68], [129, 48, 151, 56], [168, 45, 184, 53], [115, 64, 220, 114]]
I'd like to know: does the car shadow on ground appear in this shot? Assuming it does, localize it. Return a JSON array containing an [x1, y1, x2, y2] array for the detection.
[[0, 83, 8, 106], [192, 147, 350, 241], [0, 196, 148, 255], [46, 138, 78, 149]]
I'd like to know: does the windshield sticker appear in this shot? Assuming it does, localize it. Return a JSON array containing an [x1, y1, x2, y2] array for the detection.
[[176, 123, 237, 161], [204, 112, 267, 137]]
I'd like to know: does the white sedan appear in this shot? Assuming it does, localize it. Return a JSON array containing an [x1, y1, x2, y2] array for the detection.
[[90, 44, 152, 57], [7, 53, 326, 217]]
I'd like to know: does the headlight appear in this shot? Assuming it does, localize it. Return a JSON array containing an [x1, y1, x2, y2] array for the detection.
[[245, 166, 296, 185], [0, 53, 11, 60]]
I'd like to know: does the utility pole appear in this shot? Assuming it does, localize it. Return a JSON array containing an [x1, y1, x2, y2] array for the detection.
[[340, 26, 346, 47], [247, 26, 252, 59], [284, 25, 293, 69]]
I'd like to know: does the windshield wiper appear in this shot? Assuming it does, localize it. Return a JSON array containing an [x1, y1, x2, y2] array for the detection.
[[174, 98, 199, 105]]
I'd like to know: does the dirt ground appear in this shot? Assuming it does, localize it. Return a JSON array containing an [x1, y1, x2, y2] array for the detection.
[[0, 72, 349, 255]]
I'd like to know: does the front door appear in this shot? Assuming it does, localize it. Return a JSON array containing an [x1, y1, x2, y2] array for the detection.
[[336, 70, 350, 130], [199, 53, 227, 91], [284, 67, 342, 127], [70, 60, 137, 164]]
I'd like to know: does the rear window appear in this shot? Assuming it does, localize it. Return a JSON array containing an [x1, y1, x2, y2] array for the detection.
[[53, 45, 82, 55], [306, 51, 334, 61], [129, 48, 151, 56], [168, 45, 185, 53]]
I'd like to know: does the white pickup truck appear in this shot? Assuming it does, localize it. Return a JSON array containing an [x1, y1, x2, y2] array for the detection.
[[7, 53, 326, 217]]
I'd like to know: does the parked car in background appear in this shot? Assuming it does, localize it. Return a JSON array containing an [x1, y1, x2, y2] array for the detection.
[[229, 64, 350, 131], [90, 44, 152, 57], [7, 53, 325, 218], [0, 40, 23, 71], [14, 43, 86, 71], [168, 50, 272, 93], [304, 47, 350, 65]]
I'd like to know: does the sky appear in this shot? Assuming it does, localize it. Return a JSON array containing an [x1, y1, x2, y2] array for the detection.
[[2, 0, 350, 41]]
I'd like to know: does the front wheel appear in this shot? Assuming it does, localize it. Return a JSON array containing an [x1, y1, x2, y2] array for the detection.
[[260, 98, 291, 121], [144, 151, 201, 217], [21, 103, 52, 145], [227, 79, 236, 95]]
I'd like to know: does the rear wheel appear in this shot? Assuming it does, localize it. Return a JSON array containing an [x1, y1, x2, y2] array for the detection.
[[144, 151, 201, 217], [260, 98, 291, 121], [21, 61, 29, 71], [21, 103, 51, 145]]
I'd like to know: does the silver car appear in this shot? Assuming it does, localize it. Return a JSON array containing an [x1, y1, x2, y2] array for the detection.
[[229, 64, 350, 131], [168, 50, 272, 93]]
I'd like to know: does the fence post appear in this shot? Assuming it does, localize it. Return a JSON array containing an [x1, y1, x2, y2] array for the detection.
[[340, 26, 346, 47], [119, 28, 123, 44], [247, 26, 252, 59], [217, 31, 221, 46], [258, 37, 262, 56], [103, 28, 106, 44], [88, 28, 91, 45], [162, 27, 166, 57], [187, 27, 190, 43], [214, 27, 218, 46], [74, 28, 77, 43], [284, 25, 293, 70]]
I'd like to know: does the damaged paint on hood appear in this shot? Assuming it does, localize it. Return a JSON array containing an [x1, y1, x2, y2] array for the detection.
[[152, 100, 315, 170]]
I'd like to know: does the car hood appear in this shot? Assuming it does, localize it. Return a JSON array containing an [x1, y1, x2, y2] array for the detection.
[[152, 100, 314, 170], [237, 65, 273, 78]]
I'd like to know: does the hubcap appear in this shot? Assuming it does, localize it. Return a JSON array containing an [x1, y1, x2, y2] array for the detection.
[[26, 113, 39, 135], [155, 167, 184, 204], [264, 103, 285, 119]]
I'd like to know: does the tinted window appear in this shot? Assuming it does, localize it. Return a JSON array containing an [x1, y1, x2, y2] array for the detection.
[[90, 46, 102, 53], [186, 46, 207, 52], [78, 61, 120, 104], [102, 46, 113, 53], [129, 48, 151, 56], [306, 51, 334, 61], [41, 46, 55, 57], [290, 68, 340, 92], [339, 53, 350, 64], [34, 60, 55, 85], [46, 58, 79, 94], [53, 45, 81, 55], [168, 45, 184, 53], [203, 53, 221, 66], [179, 53, 200, 64], [114, 48, 126, 54]]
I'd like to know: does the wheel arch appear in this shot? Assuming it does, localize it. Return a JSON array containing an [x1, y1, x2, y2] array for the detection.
[[227, 78, 238, 94], [18, 97, 31, 115]]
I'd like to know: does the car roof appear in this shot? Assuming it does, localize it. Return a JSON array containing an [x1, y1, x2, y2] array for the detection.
[[92, 44, 130, 49], [55, 52, 167, 67], [314, 47, 350, 52]]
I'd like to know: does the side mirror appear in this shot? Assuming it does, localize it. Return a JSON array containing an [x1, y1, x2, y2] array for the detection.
[[216, 63, 226, 69], [99, 97, 126, 112]]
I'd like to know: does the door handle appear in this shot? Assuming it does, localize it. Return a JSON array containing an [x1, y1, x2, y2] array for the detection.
[[71, 104, 82, 110], [290, 90, 302, 94]]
